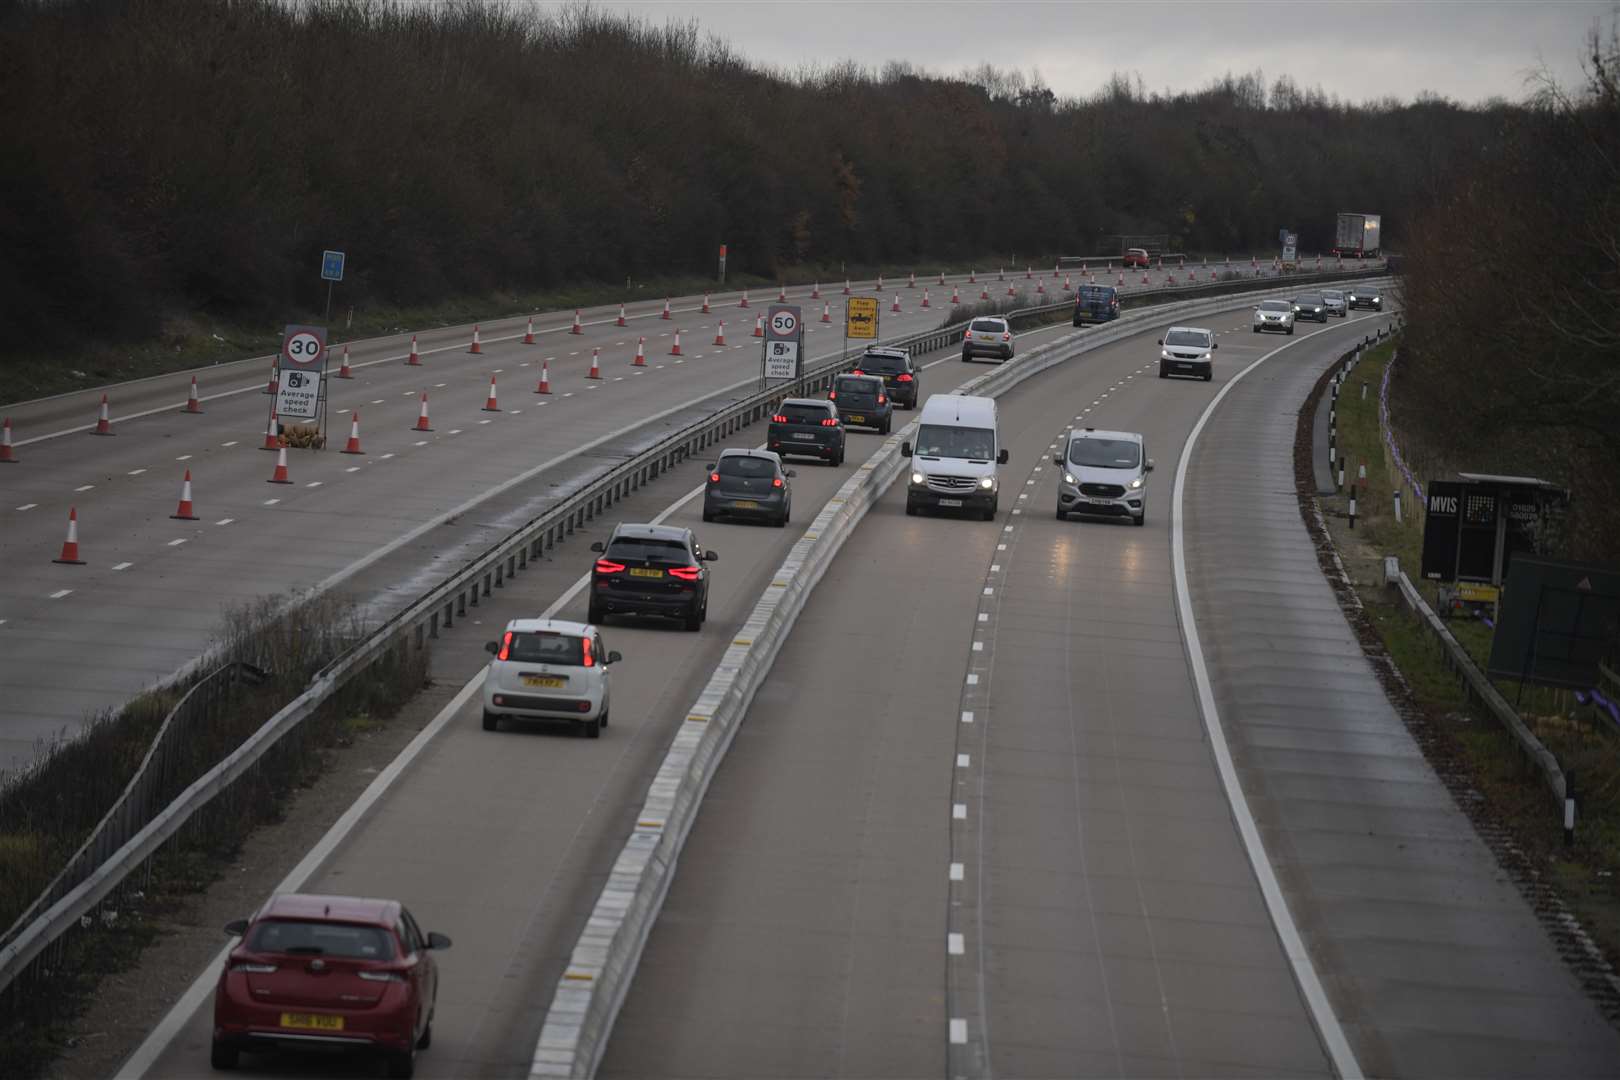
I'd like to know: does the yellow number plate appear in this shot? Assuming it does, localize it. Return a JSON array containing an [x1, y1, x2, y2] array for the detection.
[[733, 500, 759, 509], [848, 415, 865, 424], [280, 1013, 343, 1031], [629, 567, 663, 579], [522, 675, 565, 688]]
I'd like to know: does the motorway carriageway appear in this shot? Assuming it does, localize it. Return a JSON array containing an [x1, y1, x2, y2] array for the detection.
[[0, 262, 1353, 774], [122, 298, 1618, 1079]]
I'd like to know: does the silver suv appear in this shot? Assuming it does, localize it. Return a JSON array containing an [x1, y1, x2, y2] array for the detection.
[[1252, 299, 1295, 335], [1054, 428, 1153, 526], [962, 317, 1014, 362]]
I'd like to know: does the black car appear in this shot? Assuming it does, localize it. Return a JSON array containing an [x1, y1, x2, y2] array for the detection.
[[852, 347, 920, 409], [1073, 284, 1121, 326], [1291, 292, 1328, 322], [588, 524, 716, 631], [829, 373, 893, 434], [703, 449, 793, 526], [768, 398, 845, 465], [1346, 286, 1383, 310]]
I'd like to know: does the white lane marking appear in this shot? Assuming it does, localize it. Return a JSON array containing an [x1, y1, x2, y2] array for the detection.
[[953, 803, 967, 820], [434, 382, 447, 388], [415, 440, 428, 447], [176, 454, 192, 461], [167, 538, 187, 547], [215, 518, 234, 526], [948, 933, 965, 955], [961, 710, 974, 723], [346, 466, 361, 473], [306, 481, 323, 488], [371, 399, 385, 405], [263, 498, 280, 506], [449, 429, 462, 435], [1170, 322, 1374, 1080], [479, 419, 492, 424], [972, 641, 983, 651], [127, 468, 146, 475], [950, 863, 964, 881], [956, 754, 970, 768], [510, 409, 523, 415], [16, 503, 37, 511], [112, 562, 133, 571], [995, 544, 1006, 551], [49, 589, 72, 599], [75, 484, 94, 492], [401, 390, 414, 396], [965, 673, 979, 685], [982, 587, 994, 595], [989, 564, 1000, 572], [221, 441, 237, 447], [977, 612, 988, 621], [380, 453, 395, 460]]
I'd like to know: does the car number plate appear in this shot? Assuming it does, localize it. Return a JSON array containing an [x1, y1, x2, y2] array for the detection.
[[281, 1013, 343, 1031], [938, 498, 963, 507], [848, 415, 865, 424], [629, 567, 663, 579], [522, 675, 565, 688], [792, 433, 816, 440], [733, 500, 759, 509]]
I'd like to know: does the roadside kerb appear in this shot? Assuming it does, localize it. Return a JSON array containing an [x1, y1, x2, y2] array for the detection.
[[523, 285, 1352, 1077], [0, 270, 1387, 1003]]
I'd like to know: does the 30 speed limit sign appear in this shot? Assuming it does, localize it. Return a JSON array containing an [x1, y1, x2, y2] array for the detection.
[[276, 323, 329, 421], [281, 325, 327, 367]]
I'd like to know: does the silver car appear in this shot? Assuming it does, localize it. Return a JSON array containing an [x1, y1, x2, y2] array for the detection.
[[962, 317, 1014, 362], [1252, 299, 1296, 335], [1054, 428, 1153, 526], [1321, 289, 1348, 317]]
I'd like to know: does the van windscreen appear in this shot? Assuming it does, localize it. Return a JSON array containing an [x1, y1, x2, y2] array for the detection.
[[915, 424, 995, 461]]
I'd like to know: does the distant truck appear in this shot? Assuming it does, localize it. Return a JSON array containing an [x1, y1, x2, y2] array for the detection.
[[1334, 213, 1381, 258]]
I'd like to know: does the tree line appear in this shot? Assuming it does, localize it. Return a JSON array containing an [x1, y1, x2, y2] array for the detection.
[[0, 0, 1518, 351]]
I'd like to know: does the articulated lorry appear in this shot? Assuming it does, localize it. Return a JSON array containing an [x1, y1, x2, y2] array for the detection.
[[1334, 212, 1381, 258]]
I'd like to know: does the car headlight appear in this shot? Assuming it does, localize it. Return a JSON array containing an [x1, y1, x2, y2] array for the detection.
[[1160, 350, 1171, 360], [1292, 305, 1301, 312], [911, 472, 925, 486], [979, 477, 994, 489], [1129, 476, 1144, 490], [1063, 472, 1076, 484], [1200, 353, 1211, 361]]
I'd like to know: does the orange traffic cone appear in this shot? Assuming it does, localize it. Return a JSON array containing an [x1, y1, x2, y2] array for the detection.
[[53, 507, 85, 564], [407, 334, 422, 365], [777, 284, 787, 302], [821, 303, 831, 323], [908, 271, 916, 289], [263, 360, 278, 394], [186, 376, 204, 413], [1063, 274, 1073, 291], [340, 410, 364, 454], [980, 285, 989, 300], [262, 410, 281, 450], [738, 289, 749, 309], [1006, 284, 1016, 297], [811, 282, 821, 299], [662, 297, 673, 319], [1054, 263, 1061, 278], [482, 375, 500, 411], [892, 294, 902, 313], [702, 293, 711, 314], [171, 469, 199, 520], [876, 273, 884, 291], [1118, 273, 1125, 286], [468, 325, 483, 354], [1142, 273, 1150, 285], [570, 309, 583, 335], [588, 348, 603, 378], [0, 417, 15, 463], [713, 322, 727, 346], [535, 362, 552, 394], [337, 345, 354, 378], [921, 289, 931, 308], [752, 315, 764, 338], [633, 338, 646, 366], [267, 446, 292, 484], [938, 271, 946, 286], [615, 303, 627, 328], [523, 317, 537, 344], [951, 285, 961, 305], [670, 330, 683, 356], [414, 393, 432, 431], [93, 394, 114, 435], [1024, 266, 1031, 279], [968, 269, 977, 283], [1037, 281, 1046, 295]]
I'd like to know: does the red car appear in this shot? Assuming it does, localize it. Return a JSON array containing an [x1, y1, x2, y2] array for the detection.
[[1122, 247, 1151, 268], [211, 893, 451, 1078]]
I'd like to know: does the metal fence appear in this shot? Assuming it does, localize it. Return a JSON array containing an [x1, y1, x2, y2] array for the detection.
[[0, 263, 1391, 1003]]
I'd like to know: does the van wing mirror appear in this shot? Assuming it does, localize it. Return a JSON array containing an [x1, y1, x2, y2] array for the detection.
[[1156, 338, 1164, 345], [997, 449, 1009, 465], [1146, 459, 1156, 472], [900, 441, 912, 458], [589, 541, 605, 553]]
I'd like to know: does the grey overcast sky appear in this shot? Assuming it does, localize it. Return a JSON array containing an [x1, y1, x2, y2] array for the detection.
[[588, 0, 1615, 104]]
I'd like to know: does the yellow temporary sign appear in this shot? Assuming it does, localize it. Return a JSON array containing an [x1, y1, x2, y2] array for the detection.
[[1457, 582, 1500, 604], [845, 297, 879, 340]]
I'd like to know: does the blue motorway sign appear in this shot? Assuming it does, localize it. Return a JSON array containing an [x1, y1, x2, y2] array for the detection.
[[321, 249, 345, 282]]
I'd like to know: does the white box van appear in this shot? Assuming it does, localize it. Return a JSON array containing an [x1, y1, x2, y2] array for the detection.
[[900, 394, 1007, 520]]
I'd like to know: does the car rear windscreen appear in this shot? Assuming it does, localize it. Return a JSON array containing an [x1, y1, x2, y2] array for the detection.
[[835, 377, 880, 397], [969, 319, 1006, 333], [605, 537, 691, 564], [718, 456, 776, 478], [859, 353, 906, 373], [915, 424, 995, 461], [1068, 438, 1141, 469], [778, 403, 829, 423], [505, 631, 585, 665], [1163, 330, 1209, 347], [248, 920, 395, 960]]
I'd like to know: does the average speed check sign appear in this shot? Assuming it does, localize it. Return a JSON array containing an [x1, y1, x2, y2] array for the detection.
[[275, 324, 328, 420]]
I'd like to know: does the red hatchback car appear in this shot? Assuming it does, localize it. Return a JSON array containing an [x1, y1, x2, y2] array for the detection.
[[211, 894, 451, 1078]]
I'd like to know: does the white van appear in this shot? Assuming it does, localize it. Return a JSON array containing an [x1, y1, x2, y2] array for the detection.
[[900, 394, 1007, 520]]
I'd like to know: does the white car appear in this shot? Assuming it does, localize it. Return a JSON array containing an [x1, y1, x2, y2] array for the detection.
[[1157, 326, 1217, 381], [961, 316, 1014, 362], [1252, 299, 1296, 335], [482, 619, 619, 737]]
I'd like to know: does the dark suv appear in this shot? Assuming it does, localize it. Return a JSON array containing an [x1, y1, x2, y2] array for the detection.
[[852, 347, 920, 409], [768, 398, 845, 465], [588, 524, 716, 631], [1073, 284, 1120, 326], [828, 373, 892, 434], [1291, 292, 1328, 322]]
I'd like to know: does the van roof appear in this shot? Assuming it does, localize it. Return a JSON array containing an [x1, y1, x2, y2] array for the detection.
[[918, 394, 996, 427]]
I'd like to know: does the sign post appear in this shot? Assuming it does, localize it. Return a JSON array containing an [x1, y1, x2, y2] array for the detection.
[[763, 304, 802, 391], [321, 250, 345, 321], [273, 324, 329, 448], [843, 295, 879, 368]]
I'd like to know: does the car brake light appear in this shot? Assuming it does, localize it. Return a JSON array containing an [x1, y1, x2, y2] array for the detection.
[[230, 961, 277, 974], [772, 477, 783, 488], [669, 566, 701, 582], [877, 394, 886, 404], [581, 636, 594, 667], [771, 414, 788, 423], [827, 391, 836, 400], [709, 472, 720, 483], [897, 373, 913, 382], [497, 630, 513, 661], [851, 369, 864, 376], [595, 559, 625, 575], [1002, 332, 1011, 342], [821, 418, 839, 427], [357, 970, 406, 983]]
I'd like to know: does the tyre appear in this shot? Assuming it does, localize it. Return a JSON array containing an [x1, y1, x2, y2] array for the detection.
[[587, 600, 605, 625], [905, 500, 919, 517], [417, 1021, 433, 1050], [584, 715, 602, 739], [210, 1041, 238, 1071], [881, 418, 892, 435], [1134, 509, 1146, 527], [481, 710, 499, 733], [1251, 326, 1260, 333], [1204, 371, 1213, 382], [599, 708, 609, 728], [387, 1048, 416, 1080], [701, 509, 715, 523], [1055, 507, 1066, 521], [684, 604, 703, 632], [1286, 326, 1295, 335], [1158, 365, 1168, 379], [1073, 319, 1082, 328], [961, 350, 972, 363]]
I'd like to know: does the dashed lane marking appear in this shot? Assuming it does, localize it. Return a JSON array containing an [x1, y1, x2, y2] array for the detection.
[[49, 589, 72, 599], [263, 498, 280, 506], [16, 503, 37, 511], [215, 518, 234, 526], [75, 484, 94, 492], [167, 538, 187, 546], [112, 562, 133, 571]]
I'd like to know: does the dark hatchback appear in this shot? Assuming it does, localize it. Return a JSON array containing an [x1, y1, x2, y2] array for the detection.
[[828, 373, 893, 434], [768, 398, 845, 465], [588, 524, 716, 631], [703, 449, 793, 526], [1292, 292, 1329, 322], [1346, 286, 1383, 310], [1073, 284, 1121, 326], [851, 347, 920, 409]]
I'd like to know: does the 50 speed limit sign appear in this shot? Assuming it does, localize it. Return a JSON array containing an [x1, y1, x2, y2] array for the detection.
[[769, 310, 798, 337]]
